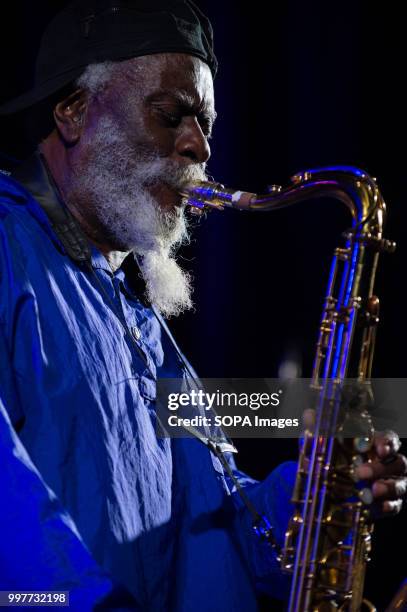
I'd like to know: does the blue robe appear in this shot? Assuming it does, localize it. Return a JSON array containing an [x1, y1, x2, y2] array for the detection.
[[0, 158, 296, 611]]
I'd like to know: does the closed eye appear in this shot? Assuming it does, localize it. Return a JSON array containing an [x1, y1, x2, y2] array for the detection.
[[156, 107, 214, 139], [155, 108, 182, 128], [198, 115, 214, 139]]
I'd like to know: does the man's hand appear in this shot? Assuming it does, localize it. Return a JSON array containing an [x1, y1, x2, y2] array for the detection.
[[355, 430, 407, 517]]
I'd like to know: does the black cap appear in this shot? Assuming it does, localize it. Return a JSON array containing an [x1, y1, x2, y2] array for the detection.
[[0, 0, 217, 115]]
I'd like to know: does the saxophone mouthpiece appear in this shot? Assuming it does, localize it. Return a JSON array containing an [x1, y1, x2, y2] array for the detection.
[[179, 180, 256, 212]]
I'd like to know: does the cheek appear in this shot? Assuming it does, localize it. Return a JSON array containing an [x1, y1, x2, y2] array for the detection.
[[133, 123, 175, 157], [126, 109, 175, 156]]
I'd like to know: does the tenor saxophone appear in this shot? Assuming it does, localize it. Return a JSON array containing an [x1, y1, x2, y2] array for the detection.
[[180, 166, 396, 611]]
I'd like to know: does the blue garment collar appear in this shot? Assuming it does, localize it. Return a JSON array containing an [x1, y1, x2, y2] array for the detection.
[[10, 152, 148, 303], [13, 151, 92, 264]]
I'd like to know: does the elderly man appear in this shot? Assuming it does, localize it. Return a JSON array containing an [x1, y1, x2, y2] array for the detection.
[[0, 1, 405, 611]]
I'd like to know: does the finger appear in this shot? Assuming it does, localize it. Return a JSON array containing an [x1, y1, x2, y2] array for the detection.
[[372, 477, 407, 501], [373, 430, 402, 458], [383, 499, 403, 514], [371, 498, 403, 518], [355, 454, 407, 480]]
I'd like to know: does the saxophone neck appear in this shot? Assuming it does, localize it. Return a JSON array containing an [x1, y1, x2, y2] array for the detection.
[[181, 166, 389, 241]]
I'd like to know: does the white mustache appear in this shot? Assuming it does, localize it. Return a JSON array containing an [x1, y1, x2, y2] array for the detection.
[[137, 158, 208, 190]]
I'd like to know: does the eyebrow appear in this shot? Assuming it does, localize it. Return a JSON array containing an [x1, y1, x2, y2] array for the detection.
[[146, 89, 217, 124]]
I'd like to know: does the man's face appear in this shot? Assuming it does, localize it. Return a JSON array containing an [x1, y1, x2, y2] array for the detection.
[[66, 53, 215, 317], [78, 53, 215, 213], [115, 53, 215, 212]]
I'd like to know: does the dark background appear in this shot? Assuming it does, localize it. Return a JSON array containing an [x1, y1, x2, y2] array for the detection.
[[0, 1, 405, 609]]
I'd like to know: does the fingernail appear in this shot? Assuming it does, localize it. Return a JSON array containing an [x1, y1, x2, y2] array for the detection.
[[383, 500, 401, 514]]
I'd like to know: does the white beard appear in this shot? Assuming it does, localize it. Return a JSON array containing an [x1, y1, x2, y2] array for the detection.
[[68, 116, 207, 317]]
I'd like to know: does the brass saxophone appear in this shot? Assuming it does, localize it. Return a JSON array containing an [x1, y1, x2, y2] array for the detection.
[[180, 166, 396, 612]]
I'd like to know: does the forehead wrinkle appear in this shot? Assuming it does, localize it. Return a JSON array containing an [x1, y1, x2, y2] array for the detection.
[[146, 88, 216, 122], [106, 56, 160, 97], [115, 53, 183, 88], [104, 54, 215, 121]]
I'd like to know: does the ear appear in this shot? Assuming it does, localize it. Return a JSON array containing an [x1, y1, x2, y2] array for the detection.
[[53, 89, 88, 145]]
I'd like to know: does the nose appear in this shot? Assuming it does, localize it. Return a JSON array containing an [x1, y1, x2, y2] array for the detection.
[[175, 116, 211, 164]]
